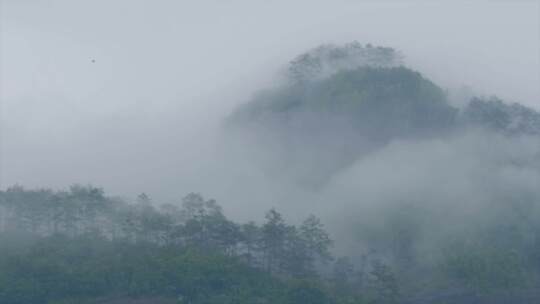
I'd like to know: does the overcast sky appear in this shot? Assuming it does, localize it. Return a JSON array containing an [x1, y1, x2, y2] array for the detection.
[[1, 0, 539, 204]]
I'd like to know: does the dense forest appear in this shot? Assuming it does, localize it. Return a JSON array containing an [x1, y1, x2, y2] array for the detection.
[[0, 185, 394, 304], [2, 183, 540, 304], [2, 43, 540, 303]]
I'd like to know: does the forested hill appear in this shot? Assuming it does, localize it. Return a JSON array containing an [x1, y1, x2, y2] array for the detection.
[[231, 42, 540, 137], [227, 43, 540, 186]]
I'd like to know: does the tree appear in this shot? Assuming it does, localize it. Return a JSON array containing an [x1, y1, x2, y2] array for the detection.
[[239, 221, 261, 266], [285, 280, 330, 304], [368, 260, 399, 304], [260, 209, 289, 274], [333, 257, 356, 293], [136, 193, 152, 206], [299, 215, 333, 264]]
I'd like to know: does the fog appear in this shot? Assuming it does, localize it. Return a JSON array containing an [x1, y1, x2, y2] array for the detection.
[[1, 0, 539, 223]]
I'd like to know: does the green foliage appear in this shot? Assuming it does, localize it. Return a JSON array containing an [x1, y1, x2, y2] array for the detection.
[[0, 235, 316, 304], [287, 42, 402, 82], [2, 184, 540, 303], [367, 260, 400, 304], [233, 64, 457, 141], [0, 188, 343, 304], [462, 97, 540, 135], [284, 280, 331, 304], [442, 241, 526, 293]]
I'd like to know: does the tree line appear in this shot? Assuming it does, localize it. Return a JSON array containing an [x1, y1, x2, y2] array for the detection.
[[0, 185, 402, 304], [2, 185, 537, 303], [0, 185, 334, 277]]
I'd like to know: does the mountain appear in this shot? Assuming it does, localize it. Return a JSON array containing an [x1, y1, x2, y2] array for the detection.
[[227, 43, 540, 186]]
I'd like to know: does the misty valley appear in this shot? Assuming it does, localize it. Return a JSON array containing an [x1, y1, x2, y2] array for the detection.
[[1, 40, 540, 304]]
